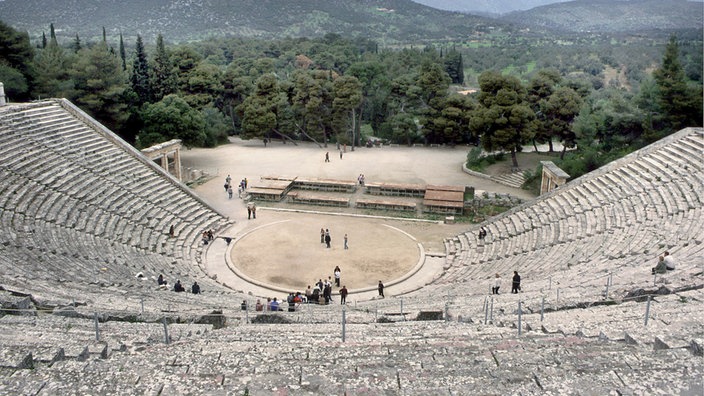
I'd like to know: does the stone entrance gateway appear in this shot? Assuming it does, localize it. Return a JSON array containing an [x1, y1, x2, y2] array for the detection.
[[141, 139, 183, 181]]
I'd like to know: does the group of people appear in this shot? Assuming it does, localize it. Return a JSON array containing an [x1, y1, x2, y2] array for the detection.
[[357, 174, 366, 186], [224, 174, 247, 199], [652, 251, 676, 274], [247, 202, 257, 219], [201, 229, 215, 245], [252, 267, 351, 310], [491, 271, 521, 295], [320, 228, 348, 249], [157, 274, 201, 294]]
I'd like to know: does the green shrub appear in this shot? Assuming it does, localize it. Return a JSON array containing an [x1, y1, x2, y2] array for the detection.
[[465, 147, 505, 172]]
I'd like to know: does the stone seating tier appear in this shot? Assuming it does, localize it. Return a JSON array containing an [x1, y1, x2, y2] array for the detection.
[[436, 129, 703, 286], [0, 319, 700, 395], [1, 100, 234, 304]]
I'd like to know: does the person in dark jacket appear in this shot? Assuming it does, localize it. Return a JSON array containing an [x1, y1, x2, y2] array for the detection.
[[511, 271, 521, 294]]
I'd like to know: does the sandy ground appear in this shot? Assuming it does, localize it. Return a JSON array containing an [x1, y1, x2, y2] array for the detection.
[[180, 138, 540, 296]]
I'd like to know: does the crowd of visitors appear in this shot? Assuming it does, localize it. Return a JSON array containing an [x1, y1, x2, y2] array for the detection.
[[157, 273, 202, 294], [252, 266, 353, 312]]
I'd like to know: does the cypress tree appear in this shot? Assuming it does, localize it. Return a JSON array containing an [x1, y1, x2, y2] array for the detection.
[[150, 34, 177, 101], [72, 33, 81, 53], [119, 33, 126, 71], [131, 34, 151, 105]]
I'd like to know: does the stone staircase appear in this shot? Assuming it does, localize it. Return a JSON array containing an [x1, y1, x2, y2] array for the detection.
[[491, 169, 526, 188]]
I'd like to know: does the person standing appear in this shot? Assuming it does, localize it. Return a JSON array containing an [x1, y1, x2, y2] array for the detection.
[[512, 271, 521, 294], [251, 203, 257, 219], [492, 273, 501, 295], [320, 228, 325, 244], [227, 185, 233, 199], [325, 229, 331, 248], [334, 266, 341, 287], [378, 280, 385, 298], [343, 234, 348, 250], [340, 286, 348, 305], [323, 282, 332, 304], [325, 152, 330, 162]]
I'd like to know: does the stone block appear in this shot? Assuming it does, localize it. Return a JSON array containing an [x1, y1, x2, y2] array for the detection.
[[690, 339, 703, 357], [623, 332, 638, 345], [0, 349, 33, 369], [653, 337, 670, 351], [416, 311, 443, 321]]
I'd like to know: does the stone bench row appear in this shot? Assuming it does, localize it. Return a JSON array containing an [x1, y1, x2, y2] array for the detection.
[[1, 155, 229, 262], [0, 320, 699, 395], [442, 177, 700, 278]]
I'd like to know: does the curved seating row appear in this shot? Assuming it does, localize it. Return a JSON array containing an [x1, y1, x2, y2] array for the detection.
[[0, 100, 236, 310], [438, 128, 704, 290]]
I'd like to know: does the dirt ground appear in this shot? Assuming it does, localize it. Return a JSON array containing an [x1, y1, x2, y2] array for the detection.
[[181, 138, 545, 292]]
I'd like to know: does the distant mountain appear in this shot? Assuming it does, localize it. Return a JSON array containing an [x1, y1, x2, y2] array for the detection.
[[0, 0, 503, 45], [411, 0, 570, 15], [501, 0, 704, 33]]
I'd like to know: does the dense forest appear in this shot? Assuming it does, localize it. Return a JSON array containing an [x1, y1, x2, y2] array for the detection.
[[0, 19, 702, 184]]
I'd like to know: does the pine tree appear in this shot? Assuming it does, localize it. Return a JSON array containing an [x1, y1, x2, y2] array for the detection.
[[49, 23, 56, 41], [41, 32, 47, 49], [131, 34, 151, 104], [653, 35, 703, 130], [70, 41, 128, 132]]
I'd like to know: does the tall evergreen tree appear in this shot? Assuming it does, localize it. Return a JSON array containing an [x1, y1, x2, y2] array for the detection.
[[33, 30, 71, 99], [332, 75, 363, 147], [130, 34, 151, 104], [150, 34, 177, 102], [0, 20, 36, 100], [49, 23, 56, 41], [41, 32, 47, 49], [119, 33, 126, 71], [470, 71, 536, 168], [653, 35, 703, 131], [72, 33, 81, 53], [70, 41, 128, 132]]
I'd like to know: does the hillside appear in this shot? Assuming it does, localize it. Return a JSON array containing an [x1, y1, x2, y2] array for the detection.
[[0, 0, 504, 44], [501, 0, 704, 33], [411, 0, 570, 15]]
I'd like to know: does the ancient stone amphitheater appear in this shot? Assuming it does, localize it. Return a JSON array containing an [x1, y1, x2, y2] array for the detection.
[[0, 99, 702, 395]]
